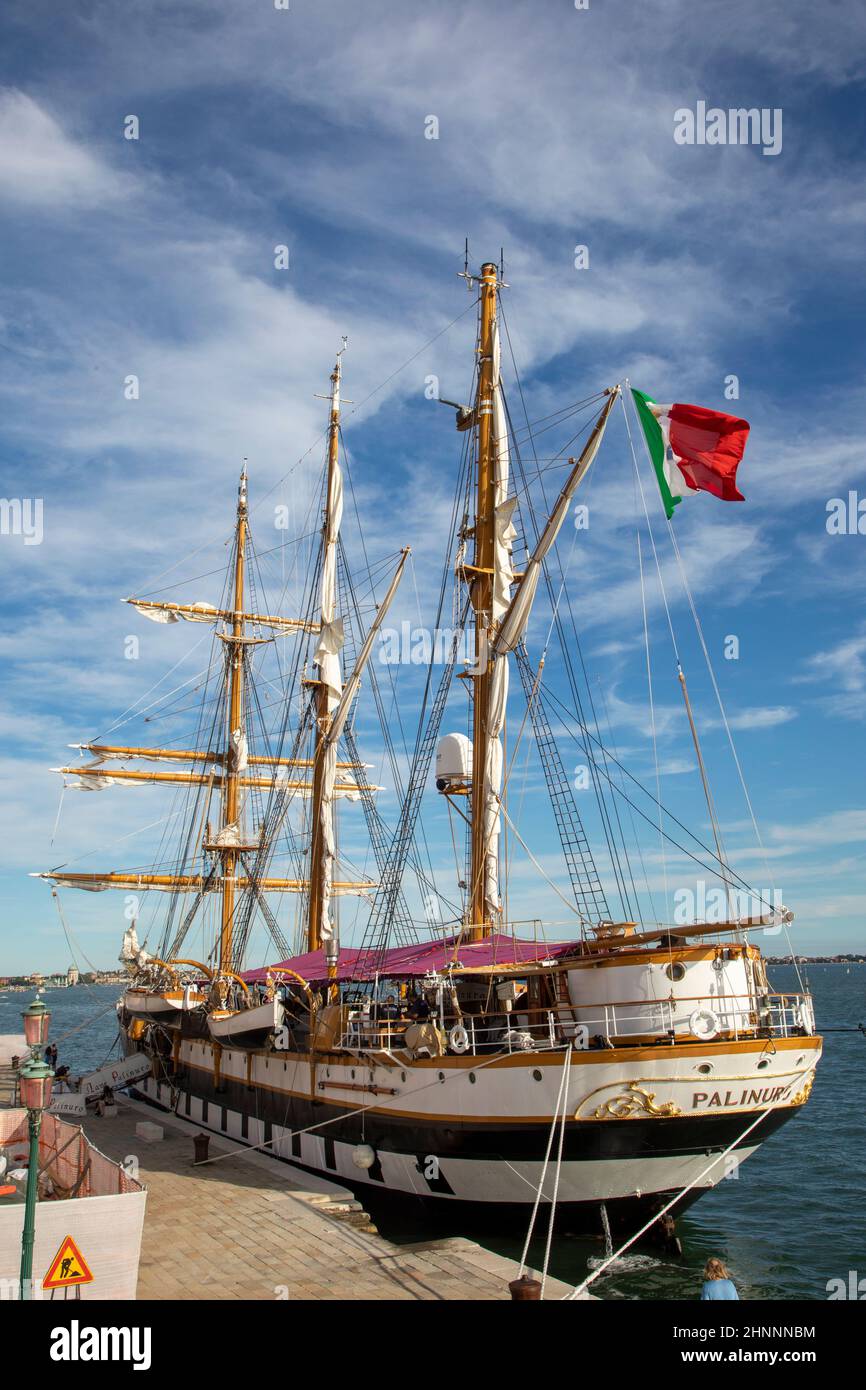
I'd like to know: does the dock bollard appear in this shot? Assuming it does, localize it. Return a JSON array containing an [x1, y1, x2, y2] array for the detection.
[[192, 1132, 211, 1165], [508, 1275, 542, 1301]]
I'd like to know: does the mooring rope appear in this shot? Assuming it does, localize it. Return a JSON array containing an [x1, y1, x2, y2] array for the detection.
[[517, 1044, 572, 1278]]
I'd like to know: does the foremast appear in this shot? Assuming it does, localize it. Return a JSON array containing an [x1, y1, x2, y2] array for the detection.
[[38, 387, 410, 976], [36, 468, 377, 955]]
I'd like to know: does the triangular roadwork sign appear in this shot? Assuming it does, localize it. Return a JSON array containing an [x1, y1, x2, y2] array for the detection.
[[43, 1234, 94, 1289]]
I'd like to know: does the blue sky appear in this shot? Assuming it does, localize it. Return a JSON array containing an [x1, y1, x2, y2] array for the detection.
[[1, 0, 865, 973]]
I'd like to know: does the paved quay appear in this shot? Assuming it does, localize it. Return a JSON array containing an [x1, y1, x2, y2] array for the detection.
[[80, 1096, 583, 1301]]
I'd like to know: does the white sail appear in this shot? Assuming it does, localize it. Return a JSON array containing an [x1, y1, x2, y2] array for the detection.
[[131, 600, 216, 624], [316, 545, 408, 959], [482, 320, 517, 921], [119, 923, 149, 967], [314, 361, 346, 960], [63, 770, 147, 791]]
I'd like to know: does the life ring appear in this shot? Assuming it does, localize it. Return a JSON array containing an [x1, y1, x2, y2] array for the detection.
[[448, 1023, 470, 1054], [689, 1008, 720, 1041]]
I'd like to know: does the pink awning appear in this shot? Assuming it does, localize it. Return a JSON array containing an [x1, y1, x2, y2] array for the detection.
[[244, 933, 579, 985]]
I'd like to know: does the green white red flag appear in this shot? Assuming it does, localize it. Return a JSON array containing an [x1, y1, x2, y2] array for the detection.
[[631, 388, 750, 520]]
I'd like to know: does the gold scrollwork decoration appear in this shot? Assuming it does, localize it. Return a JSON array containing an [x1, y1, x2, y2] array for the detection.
[[787, 1073, 815, 1107], [588, 1081, 681, 1121]]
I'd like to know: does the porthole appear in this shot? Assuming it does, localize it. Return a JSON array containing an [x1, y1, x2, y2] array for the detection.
[[797, 1055, 805, 1066], [665, 962, 686, 983], [533, 1069, 543, 1081], [438, 1071, 445, 1083], [757, 1058, 770, 1070], [469, 1072, 477, 1084], [697, 1063, 713, 1075], [350, 1069, 355, 1080], [401, 1071, 407, 1083]]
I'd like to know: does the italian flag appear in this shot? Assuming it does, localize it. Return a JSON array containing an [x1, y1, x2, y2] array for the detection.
[[631, 388, 749, 520]]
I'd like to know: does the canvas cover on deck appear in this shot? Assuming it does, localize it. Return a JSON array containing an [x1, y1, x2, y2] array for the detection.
[[245, 933, 580, 985]]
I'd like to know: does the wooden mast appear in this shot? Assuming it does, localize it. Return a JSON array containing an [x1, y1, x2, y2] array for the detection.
[[218, 465, 248, 974], [468, 262, 499, 940], [308, 355, 343, 954]]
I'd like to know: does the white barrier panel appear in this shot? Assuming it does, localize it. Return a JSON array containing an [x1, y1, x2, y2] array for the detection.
[[0, 1110, 146, 1301]]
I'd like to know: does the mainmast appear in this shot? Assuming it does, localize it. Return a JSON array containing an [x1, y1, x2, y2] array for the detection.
[[467, 262, 511, 940], [460, 261, 617, 942], [308, 349, 346, 960], [218, 465, 249, 973]]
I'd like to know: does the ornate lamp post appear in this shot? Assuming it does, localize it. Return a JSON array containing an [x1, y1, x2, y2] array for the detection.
[[18, 998, 53, 1301], [22, 998, 51, 1055]]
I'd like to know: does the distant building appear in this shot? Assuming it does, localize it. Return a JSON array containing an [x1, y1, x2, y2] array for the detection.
[[67, 966, 80, 986]]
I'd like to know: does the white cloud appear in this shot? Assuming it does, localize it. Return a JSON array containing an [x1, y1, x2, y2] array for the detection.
[[764, 809, 866, 850], [717, 705, 798, 732], [799, 630, 866, 694], [0, 88, 126, 208]]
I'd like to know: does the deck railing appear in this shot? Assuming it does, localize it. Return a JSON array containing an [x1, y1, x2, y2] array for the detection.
[[337, 990, 814, 1055]]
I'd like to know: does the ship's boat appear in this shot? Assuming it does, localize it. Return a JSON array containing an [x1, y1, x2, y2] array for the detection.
[[206, 997, 286, 1050], [36, 262, 822, 1235]]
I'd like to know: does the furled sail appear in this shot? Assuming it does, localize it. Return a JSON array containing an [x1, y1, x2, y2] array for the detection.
[[482, 320, 517, 922], [131, 600, 215, 624], [125, 598, 318, 635], [33, 870, 375, 895], [313, 365, 346, 962], [119, 922, 150, 968]]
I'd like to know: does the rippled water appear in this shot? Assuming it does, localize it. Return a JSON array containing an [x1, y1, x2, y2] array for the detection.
[[2, 965, 862, 1299], [0, 981, 123, 1076]]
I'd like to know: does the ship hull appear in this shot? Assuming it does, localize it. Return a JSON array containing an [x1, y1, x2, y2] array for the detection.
[[124, 1025, 820, 1231]]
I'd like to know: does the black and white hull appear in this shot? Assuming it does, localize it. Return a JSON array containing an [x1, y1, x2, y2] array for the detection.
[[127, 1028, 820, 1230]]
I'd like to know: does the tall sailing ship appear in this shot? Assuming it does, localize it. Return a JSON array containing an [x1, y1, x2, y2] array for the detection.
[[37, 260, 821, 1233]]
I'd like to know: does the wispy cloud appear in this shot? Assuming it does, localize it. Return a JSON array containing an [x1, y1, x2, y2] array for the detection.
[[0, 88, 127, 207]]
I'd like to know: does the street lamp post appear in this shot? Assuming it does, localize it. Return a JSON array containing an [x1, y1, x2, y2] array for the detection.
[[21, 998, 51, 1055], [18, 998, 53, 1301]]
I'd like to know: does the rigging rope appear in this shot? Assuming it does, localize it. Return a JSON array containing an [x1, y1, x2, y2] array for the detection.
[[518, 1044, 572, 1277], [621, 388, 801, 964], [637, 532, 669, 916]]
